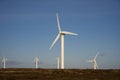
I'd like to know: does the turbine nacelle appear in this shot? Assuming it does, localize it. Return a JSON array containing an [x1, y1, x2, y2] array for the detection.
[[34, 57, 39, 63], [2, 57, 7, 63]]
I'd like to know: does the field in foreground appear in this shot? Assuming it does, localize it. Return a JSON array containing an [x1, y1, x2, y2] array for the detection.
[[0, 68, 120, 80]]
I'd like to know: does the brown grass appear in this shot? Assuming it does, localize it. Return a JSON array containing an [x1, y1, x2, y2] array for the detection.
[[0, 68, 120, 80]]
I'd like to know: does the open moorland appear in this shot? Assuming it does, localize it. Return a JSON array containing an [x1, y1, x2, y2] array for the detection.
[[0, 68, 120, 80]]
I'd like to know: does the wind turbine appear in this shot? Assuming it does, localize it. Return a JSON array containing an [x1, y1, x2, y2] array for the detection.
[[34, 57, 39, 69], [87, 52, 99, 70], [57, 57, 60, 69], [1, 57, 7, 69], [49, 13, 78, 69]]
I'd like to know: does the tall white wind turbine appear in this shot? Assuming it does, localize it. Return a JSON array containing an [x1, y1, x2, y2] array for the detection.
[[50, 13, 78, 69], [87, 52, 99, 70], [34, 57, 39, 69], [1, 57, 7, 69]]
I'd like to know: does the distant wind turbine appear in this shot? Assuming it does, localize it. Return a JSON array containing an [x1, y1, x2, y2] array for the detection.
[[57, 57, 60, 69], [49, 13, 78, 69], [87, 52, 99, 69], [34, 57, 39, 69], [1, 57, 7, 69]]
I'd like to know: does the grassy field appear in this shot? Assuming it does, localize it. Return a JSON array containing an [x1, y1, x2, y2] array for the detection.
[[0, 68, 120, 80]]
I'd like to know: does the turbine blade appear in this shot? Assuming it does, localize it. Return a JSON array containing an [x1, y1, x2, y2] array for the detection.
[[94, 52, 99, 60], [95, 61, 99, 69], [95, 62, 99, 69], [56, 13, 61, 32], [96, 63, 99, 69], [49, 33, 60, 50], [87, 60, 93, 62], [62, 31, 78, 35]]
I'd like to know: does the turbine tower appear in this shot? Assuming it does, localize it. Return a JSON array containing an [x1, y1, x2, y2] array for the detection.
[[87, 52, 99, 69], [50, 13, 78, 69], [1, 57, 7, 69], [57, 57, 60, 69], [34, 57, 39, 69]]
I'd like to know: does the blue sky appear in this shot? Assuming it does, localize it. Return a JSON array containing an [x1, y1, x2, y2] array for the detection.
[[0, 0, 120, 69]]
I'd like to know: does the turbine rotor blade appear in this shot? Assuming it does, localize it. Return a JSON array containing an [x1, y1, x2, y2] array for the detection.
[[95, 61, 99, 69], [87, 60, 93, 62], [61, 31, 78, 35], [96, 63, 99, 69], [94, 52, 99, 60], [49, 33, 60, 50], [56, 13, 61, 32]]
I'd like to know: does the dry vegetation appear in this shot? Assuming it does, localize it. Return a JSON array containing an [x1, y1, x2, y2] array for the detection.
[[0, 68, 120, 80]]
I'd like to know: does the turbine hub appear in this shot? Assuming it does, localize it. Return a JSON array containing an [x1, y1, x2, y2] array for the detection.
[[60, 32, 65, 35]]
